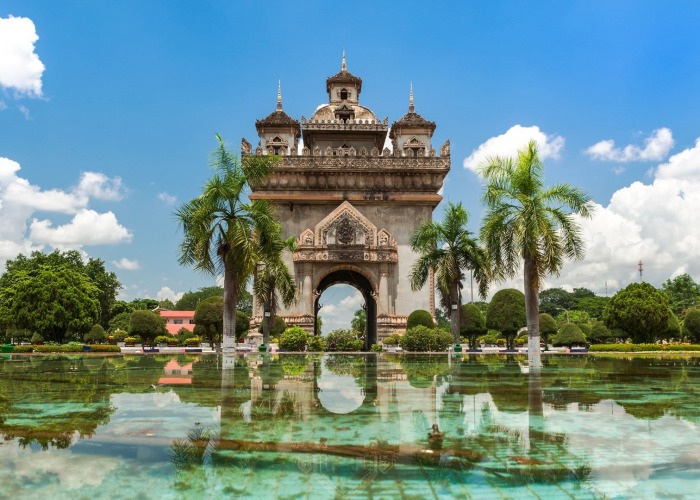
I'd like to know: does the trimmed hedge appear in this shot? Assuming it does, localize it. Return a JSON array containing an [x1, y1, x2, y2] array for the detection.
[[12, 344, 121, 353], [589, 343, 663, 352], [407, 310, 434, 329]]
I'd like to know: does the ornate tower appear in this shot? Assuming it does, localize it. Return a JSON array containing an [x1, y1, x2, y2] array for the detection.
[[243, 57, 450, 346]]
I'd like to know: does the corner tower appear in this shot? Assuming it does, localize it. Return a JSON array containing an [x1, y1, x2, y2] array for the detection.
[[243, 57, 451, 347]]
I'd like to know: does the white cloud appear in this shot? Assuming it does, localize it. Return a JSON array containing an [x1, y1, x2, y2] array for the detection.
[[526, 137, 700, 296], [318, 286, 364, 333], [0, 157, 132, 269], [29, 209, 133, 246], [112, 257, 140, 270], [0, 16, 45, 97], [463, 125, 565, 173], [76, 172, 125, 201], [17, 104, 30, 119], [158, 192, 176, 205], [157, 286, 184, 303], [586, 128, 674, 162]]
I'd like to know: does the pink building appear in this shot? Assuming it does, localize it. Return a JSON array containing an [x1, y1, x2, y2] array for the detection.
[[159, 310, 196, 335]]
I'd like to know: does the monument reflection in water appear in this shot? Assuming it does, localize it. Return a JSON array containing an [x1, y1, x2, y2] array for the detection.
[[0, 353, 699, 498]]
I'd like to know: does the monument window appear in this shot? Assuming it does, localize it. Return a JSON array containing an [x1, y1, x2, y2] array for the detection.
[[340, 89, 348, 100]]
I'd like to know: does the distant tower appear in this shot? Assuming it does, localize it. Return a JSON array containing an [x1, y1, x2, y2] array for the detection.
[[254, 81, 301, 155], [389, 83, 436, 157], [638, 260, 644, 282]]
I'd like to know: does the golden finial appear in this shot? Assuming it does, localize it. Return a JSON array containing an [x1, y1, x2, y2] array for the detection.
[[276, 80, 282, 111], [409, 82, 415, 113], [341, 50, 346, 72]]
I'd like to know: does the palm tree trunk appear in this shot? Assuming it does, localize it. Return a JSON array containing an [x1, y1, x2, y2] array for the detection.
[[222, 259, 239, 353], [262, 291, 271, 346], [450, 283, 460, 345], [523, 251, 542, 371]]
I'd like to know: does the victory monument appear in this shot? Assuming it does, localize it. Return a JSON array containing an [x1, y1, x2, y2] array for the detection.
[[242, 56, 450, 347]]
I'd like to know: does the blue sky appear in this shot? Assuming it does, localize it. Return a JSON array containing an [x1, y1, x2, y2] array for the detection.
[[2, 1, 700, 331]]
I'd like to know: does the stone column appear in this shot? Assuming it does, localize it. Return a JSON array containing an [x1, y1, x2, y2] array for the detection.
[[378, 269, 389, 316], [303, 272, 313, 315]]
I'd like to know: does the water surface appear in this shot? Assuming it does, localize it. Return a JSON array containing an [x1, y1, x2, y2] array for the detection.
[[1, 353, 699, 498]]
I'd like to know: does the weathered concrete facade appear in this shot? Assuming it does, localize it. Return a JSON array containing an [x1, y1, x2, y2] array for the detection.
[[244, 57, 450, 346]]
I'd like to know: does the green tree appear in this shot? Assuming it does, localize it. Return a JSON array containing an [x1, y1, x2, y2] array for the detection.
[[253, 237, 296, 346], [603, 282, 670, 343], [194, 296, 224, 351], [665, 312, 681, 342], [480, 141, 593, 368], [589, 321, 611, 344], [174, 286, 225, 310], [0, 250, 120, 336], [486, 288, 526, 350], [460, 303, 486, 350], [176, 134, 279, 351], [351, 308, 367, 337], [158, 299, 176, 310], [662, 273, 700, 319], [577, 295, 609, 320], [538, 313, 558, 348], [129, 298, 159, 311], [682, 308, 700, 343], [10, 266, 100, 343], [538, 288, 576, 317], [129, 310, 164, 347], [279, 326, 310, 351], [108, 311, 131, 333], [409, 202, 488, 345]]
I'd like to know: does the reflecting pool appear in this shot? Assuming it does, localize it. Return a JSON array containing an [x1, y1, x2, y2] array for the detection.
[[1, 353, 699, 498]]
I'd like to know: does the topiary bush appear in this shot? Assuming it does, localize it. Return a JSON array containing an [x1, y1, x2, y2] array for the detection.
[[184, 337, 201, 346], [407, 310, 434, 329], [588, 321, 611, 344], [324, 329, 363, 351], [589, 343, 663, 352], [279, 326, 310, 352], [538, 313, 558, 347], [111, 329, 128, 342], [84, 324, 106, 344], [552, 323, 587, 347], [31, 332, 44, 345], [399, 326, 451, 352], [460, 303, 487, 350]]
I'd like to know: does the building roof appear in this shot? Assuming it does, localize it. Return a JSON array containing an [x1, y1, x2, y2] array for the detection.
[[389, 85, 436, 138], [325, 52, 363, 94], [159, 310, 195, 318], [255, 81, 301, 134]]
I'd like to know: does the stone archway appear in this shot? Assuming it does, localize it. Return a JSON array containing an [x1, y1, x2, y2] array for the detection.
[[315, 268, 377, 349], [245, 60, 450, 341]]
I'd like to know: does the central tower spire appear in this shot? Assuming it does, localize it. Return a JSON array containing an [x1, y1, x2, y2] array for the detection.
[[276, 80, 282, 111], [341, 50, 346, 72]]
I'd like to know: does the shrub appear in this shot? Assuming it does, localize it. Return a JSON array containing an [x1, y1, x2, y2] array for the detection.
[[589, 343, 663, 352], [325, 329, 363, 351], [479, 331, 502, 346], [370, 343, 382, 352], [155, 335, 172, 345], [124, 337, 137, 345], [31, 332, 44, 344], [87, 344, 121, 353], [664, 343, 700, 351], [577, 323, 592, 337], [307, 336, 326, 352], [84, 324, 106, 343], [184, 337, 201, 346], [383, 334, 402, 345], [399, 326, 451, 352], [178, 328, 196, 345], [279, 326, 310, 352], [552, 323, 587, 347], [539, 313, 558, 346], [406, 310, 434, 329], [111, 329, 128, 342]]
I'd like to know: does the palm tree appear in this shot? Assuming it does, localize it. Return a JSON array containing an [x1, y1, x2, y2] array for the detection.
[[409, 201, 489, 345], [253, 236, 297, 347], [176, 134, 280, 352], [479, 140, 594, 369]]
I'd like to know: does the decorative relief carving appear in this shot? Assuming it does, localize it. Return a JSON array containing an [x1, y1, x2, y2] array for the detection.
[[359, 147, 367, 157], [302, 146, 310, 156], [336, 216, 356, 244], [241, 138, 252, 154], [371, 147, 379, 157], [298, 228, 314, 246]]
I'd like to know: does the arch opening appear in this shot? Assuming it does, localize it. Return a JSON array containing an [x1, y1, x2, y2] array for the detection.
[[314, 269, 377, 350]]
